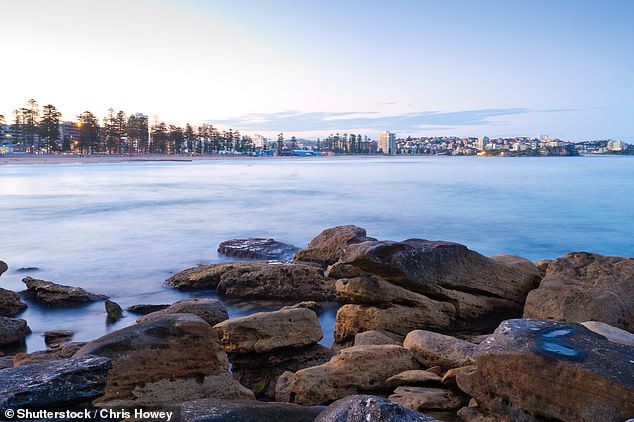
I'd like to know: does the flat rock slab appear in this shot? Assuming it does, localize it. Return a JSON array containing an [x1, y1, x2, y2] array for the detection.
[[181, 399, 325, 422], [126, 303, 170, 314], [314, 395, 439, 422], [137, 298, 228, 327], [403, 330, 477, 370], [22, 276, 106, 305], [218, 238, 300, 261], [456, 318, 634, 422], [0, 355, 111, 411]]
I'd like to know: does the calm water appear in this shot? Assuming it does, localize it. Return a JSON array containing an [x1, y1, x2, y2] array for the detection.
[[1, 156, 633, 352]]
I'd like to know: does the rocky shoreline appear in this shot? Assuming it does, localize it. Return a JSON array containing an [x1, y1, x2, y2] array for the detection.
[[0, 225, 633, 421]]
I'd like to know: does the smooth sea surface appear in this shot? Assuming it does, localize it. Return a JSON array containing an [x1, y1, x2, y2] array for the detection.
[[1, 156, 633, 352]]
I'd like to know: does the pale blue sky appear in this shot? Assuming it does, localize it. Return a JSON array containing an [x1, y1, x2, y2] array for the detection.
[[2, 0, 632, 140]]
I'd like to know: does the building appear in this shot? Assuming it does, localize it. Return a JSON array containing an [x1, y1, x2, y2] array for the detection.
[[476, 136, 489, 150], [60, 121, 82, 151], [607, 140, 626, 151], [252, 134, 265, 148], [378, 131, 396, 154]]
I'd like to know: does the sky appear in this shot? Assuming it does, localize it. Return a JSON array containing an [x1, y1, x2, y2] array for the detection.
[[1, 0, 633, 141]]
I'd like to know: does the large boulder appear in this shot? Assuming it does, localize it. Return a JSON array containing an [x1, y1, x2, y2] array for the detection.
[[218, 238, 300, 260], [294, 225, 377, 268], [180, 398, 325, 422], [165, 261, 336, 301], [581, 321, 634, 347], [22, 276, 106, 305], [283, 345, 419, 406], [354, 330, 401, 346], [0, 316, 30, 348], [523, 252, 634, 331], [74, 313, 254, 407], [137, 298, 228, 326], [314, 395, 439, 422], [0, 355, 111, 411], [213, 308, 323, 354], [0, 288, 27, 317], [456, 318, 634, 422], [403, 330, 477, 370]]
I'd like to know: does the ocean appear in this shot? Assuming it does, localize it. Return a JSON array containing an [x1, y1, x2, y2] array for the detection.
[[1, 156, 633, 352]]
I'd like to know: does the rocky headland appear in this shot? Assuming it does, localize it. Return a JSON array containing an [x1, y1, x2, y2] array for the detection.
[[0, 227, 633, 421]]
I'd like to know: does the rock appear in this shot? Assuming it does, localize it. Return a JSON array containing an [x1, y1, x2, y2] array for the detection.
[[441, 366, 475, 389], [0, 316, 30, 348], [0, 356, 13, 370], [22, 276, 107, 305], [0, 287, 27, 317], [403, 330, 477, 370], [286, 345, 419, 406], [218, 238, 301, 261], [314, 395, 439, 422], [126, 303, 170, 314], [44, 329, 75, 345], [213, 308, 323, 354], [165, 261, 336, 301], [75, 313, 254, 406], [275, 371, 296, 402], [16, 267, 40, 273], [138, 298, 228, 326], [523, 252, 634, 331], [456, 318, 634, 422], [329, 240, 541, 334], [354, 330, 401, 346], [0, 261, 7, 277], [13, 342, 85, 367], [105, 299, 123, 319], [229, 344, 334, 399], [294, 225, 377, 268], [0, 355, 111, 411], [534, 259, 552, 276], [389, 386, 469, 411], [386, 370, 443, 388], [581, 321, 634, 347], [281, 301, 323, 314], [180, 398, 325, 422]]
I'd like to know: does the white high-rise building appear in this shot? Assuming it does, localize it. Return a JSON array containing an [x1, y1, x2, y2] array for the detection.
[[252, 134, 265, 148], [378, 131, 396, 154], [476, 136, 489, 150]]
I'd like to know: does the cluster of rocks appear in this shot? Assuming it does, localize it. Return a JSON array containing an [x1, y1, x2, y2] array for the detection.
[[1, 226, 633, 421]]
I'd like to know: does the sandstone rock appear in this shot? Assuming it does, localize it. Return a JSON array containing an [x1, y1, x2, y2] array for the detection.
[[329, 240, 541, 334], [0, 356, 13, 370], [385, 370, 443, 388], [403, 330, 476, 370], [180, 398, 325, 422], [126, 303, 170, 314], [456, 318, 634, 422], [165, 261, 336, 301], [229, 344, 333, 399], [22, 276, 106, 305], [0, 261, 7, 277], [137, 298, 228, 327], [44, 329, 74, 345], [534, 259, 552, 276], [275, 371, 295, 402], [389, 386, 469, 411], [214, 308, 323, 354], [294, 225, 377, 268], [314, 395, 439, 422], [75, 313, 254, 406], [354, 330, 401, 346], [0, 316, 30, 348], [0, 287, 27, 317], [281, 300, 323, 314], [218, 238, 300, 260], [523, 252, 634, 331], [581, 321, 634, 347], [286, 345, 419, 406], [105, 299, 123, 319], [0, 355, 111, 411], [441, 366, 475, 389], [13, 342, 84, 367]]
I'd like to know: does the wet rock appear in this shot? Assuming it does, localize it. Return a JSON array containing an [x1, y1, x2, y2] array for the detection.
[[22, 276, 107, 305], [0, 355, 111, 411], [385, 370, 443, 388], [0, 287, 27, 317], [165, 261, 336, 301], [13, 342, 85, 367], [294, 225, 377, 268], [581, 321, 634, 347], [313, 395, 439, 422], [285, 345, 419, 406], [524, 252, 634, 331], [126, 303, 170, 315], [138, 298, 228, 327], [403, 330, 477, 370], [15, 267, 40, 273], [456, 318, 634, 422], [0, 316, 30, 348], [75, 313, 254, 407], [389, 386, 469, 411], [354, 330, 401, 346], [0, 356, 13, 370], [44, 330, 75, 345], [180, 398, 325, 422], [214, 308, 323, 354], [105, 299, 123, 319], [218, 237, 300, 261], [0, 260, 7, 277]]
